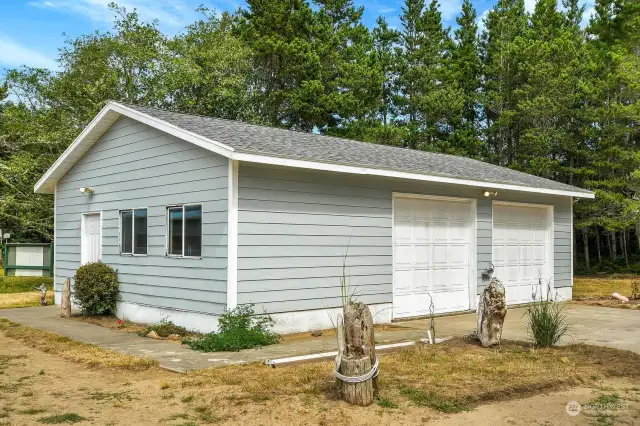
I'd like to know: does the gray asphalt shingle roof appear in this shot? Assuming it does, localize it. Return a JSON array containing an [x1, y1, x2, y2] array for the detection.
[[124, 103, 592, 196]]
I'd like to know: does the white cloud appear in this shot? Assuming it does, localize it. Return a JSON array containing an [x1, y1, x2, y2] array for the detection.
[[525, 0, 537, 13], [477, 9, 490, 35], [0, 36, 58, 70], [28, 0, 198, 28], [439, 0, 462, 22]]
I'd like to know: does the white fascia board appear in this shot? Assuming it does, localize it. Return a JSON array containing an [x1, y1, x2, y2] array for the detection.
[[110, 103, 234, 159], [34, 103, 118, 194], [34, 101, 594, 201], [231, 152, 595, 199], [33, 101, 236, 194]]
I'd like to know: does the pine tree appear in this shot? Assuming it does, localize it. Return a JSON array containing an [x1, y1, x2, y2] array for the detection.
[[314, 0, 381, 135], [480, 0, 527, 165], [239, 0, 320, 130], [395, 0, 426, 141], [450, 0, 483, 157], [577, 0, 640, 260], [372, 16, 400, 129]]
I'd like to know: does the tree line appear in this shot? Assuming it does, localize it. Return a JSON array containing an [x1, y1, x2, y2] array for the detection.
[[0, 0, 639, 273]]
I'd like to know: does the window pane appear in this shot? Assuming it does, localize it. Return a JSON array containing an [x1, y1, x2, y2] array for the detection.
[[168, 207, 183, 255], [134, 209, 147, 255], [121, 210, 133, 253], [184, 205, 202, 257]]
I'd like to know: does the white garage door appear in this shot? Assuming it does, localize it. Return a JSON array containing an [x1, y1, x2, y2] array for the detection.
[[493, 203, 551, 305], [393, 196, 473, 318]]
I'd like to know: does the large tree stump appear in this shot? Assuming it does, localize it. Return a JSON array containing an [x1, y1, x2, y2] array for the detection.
[[340, 356, 374, 406], [334, 301, 377, 406], [343, 302, 378, 397], [476, 277, 507, 347], [61, 278, 72, 318]]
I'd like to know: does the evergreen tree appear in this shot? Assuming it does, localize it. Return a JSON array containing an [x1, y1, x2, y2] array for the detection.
[[480, 0, 527, 165], [239, 0, 320, 130], [314, 0, 382, 135], [450, 0, 483, 157]]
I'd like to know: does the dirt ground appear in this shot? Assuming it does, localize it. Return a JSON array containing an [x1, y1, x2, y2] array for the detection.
[[1, 333, 639, 426]]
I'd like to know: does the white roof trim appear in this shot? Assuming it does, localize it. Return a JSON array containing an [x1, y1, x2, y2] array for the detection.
[[232, 152, 594, 199], [34, 101, 595, 199], [34, 101, 236, 194]]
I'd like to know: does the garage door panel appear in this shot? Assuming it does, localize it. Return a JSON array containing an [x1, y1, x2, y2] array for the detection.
[[395, 219, 412, 240], [448, 245, 469, 265], [394, 269, 412, 292], [394, 244, 412, 266], [414, 269, 430, 291], [412, 244, 431, 265], [433, 245, 448, 265], [394, 196, 472, 318]]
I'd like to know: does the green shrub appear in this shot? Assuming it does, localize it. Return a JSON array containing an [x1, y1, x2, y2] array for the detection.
[[525, 279, 569, 348], [186, 305, 279, 352], [139, 317, 191, 338], [72, 262, 119, 315]]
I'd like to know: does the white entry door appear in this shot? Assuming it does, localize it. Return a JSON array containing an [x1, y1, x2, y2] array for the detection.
[[81, 213, 101, 264], [492, 203, 551, 304], [393, 195, 473, 318]]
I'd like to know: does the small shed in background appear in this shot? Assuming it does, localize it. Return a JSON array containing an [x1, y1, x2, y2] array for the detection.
[[3, 243, 53, 277]]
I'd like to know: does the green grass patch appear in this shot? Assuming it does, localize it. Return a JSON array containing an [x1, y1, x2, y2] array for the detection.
[[38, 413, 86, 424], [17, 408, 46, 415], [0, 276, 53, 294], [376, 397, 398, 408], [400, 386, 470, 413]]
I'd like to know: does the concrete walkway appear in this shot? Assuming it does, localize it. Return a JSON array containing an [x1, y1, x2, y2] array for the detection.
[[0, 306, 424, 373], [1, 304, 638, 373], [398, 304, 640, 354]]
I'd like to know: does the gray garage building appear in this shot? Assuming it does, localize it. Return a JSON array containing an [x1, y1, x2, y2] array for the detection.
[[35, 101, 594, 333]]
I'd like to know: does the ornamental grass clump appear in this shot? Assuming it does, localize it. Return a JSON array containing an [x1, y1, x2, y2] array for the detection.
[[525, 278, 569, 348], [72, 261, 120, 315], [186, 304, 279, 352]]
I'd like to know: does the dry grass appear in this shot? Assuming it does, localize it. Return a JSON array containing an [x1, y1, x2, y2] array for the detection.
[[177, 337, 640, 411], [0, 318, 158, 371], [0, 292, 54, 309], [574, 276, 638, 300], [68, 314, 148, 334]]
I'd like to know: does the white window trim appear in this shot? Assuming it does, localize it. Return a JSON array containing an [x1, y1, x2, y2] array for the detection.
[[166, 203, 203, 259], [119, 208, 148, 256]]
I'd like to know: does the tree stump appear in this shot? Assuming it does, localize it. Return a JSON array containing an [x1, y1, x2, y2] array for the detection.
[[343, 302, 378, 397], [340, 356, 373, 406], [476, 277, 507, 347], [334, 301, 377, 406], [61, 278, 72, 318]]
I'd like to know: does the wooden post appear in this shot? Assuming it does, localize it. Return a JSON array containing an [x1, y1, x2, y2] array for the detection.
[[61, 278, 71, 318], [335, 302, 377, 406]]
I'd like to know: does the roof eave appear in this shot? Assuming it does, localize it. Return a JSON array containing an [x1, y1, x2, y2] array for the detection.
[[232, 152, 595, 199], [34, 102, 595, 200], [34, 101, 236, 194]]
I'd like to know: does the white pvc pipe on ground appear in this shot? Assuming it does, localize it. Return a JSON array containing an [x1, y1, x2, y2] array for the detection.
[[264, 341, 416, 367]]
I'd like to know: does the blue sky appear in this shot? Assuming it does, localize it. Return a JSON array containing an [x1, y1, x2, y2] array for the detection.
[[0, 0, 596, 71]]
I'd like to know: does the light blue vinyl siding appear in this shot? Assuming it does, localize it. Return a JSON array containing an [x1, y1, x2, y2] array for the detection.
[[54, 116, 228, 315], [237, 164, 573, 314]]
